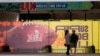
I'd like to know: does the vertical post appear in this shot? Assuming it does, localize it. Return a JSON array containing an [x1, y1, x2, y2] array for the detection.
[[92, 21, 93, 45], [28, 10, 30, 21], [98, 21, 99, 53], [48, 19, 50, 45], [91, 21, 95, 53], [5, 21, 7, 45], [85, 10, 87, 21], [68, 10, 72, 21], [48, 16, 52, 53]]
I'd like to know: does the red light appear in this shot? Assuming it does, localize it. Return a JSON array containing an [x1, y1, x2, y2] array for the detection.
[[2, 21, 10, 26], [12, 21, 22, 27]]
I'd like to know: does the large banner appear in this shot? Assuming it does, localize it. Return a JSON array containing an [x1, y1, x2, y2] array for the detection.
[[0, 2, 93, 10], [50, 20, 91, 53], [0, 0, 99, 2], [0, 20, 100, 53], [1, 2, 100, 10]]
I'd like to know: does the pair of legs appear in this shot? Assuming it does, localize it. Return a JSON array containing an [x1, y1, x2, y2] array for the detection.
[[70, 43, 77, 54], [66, 45, 70, 55], [70, 47, 77, 54]]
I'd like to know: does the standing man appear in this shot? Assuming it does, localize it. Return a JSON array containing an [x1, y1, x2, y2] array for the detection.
[[70, 30, 79, 54], [64, 30, 71, 55]]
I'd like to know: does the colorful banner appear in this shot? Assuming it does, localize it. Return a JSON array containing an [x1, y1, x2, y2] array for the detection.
[[0, 0, 99, 2], [0, 2, 93, 10], [50, 20, 91, 53], [0, 20, 100, 53]]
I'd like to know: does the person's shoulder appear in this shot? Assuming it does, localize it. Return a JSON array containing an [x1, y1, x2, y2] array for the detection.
[[68, 33, 71, 35], [75, 33, 78, 35], [75, 34, 78, 37], [68, 33, 71, 36]]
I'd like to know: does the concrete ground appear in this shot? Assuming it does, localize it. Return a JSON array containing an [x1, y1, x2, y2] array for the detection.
[[0, 53, 100, 56]]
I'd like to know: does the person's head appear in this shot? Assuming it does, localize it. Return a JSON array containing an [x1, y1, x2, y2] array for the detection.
[[72, 30, 76, 34], [65, 30, 69, 35]]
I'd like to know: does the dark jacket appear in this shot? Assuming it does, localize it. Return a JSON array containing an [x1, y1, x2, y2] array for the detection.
[[70, 34, 78, 43]]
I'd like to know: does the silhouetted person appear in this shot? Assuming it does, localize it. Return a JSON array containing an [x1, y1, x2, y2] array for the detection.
[[64, 30, 71, 55], [46, 45, 52, 53], [91, 45, 95, 53], [2, 44, 10, 52], [70, 30, 78, 54]]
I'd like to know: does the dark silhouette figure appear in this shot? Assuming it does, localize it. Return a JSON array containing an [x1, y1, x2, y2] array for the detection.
[[64, 30, 71, 55], [91, 45, 95, 53], [70, 30, 78, 54], [2, 44, 10, 52], [47, 45, 52, 53]]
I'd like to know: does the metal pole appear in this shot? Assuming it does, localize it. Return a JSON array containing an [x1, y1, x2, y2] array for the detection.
[[68, 10, 72, 21], [98, 21, 100, 53], [92, 21, 93, 45], [85, 10, 87, 21], [28, 10, 30, 21], [48, 18, 50, 45]]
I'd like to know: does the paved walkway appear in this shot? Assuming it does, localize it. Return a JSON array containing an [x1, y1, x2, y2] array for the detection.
[[0, 53, 100, 56]]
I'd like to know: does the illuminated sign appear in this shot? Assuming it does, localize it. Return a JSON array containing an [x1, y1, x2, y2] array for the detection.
[[55, 25, 88, 48], [0, 2, 93, 10], [0, 3, 20, 10], [0, 20, 100, 53], [0, 0, 99, 2]]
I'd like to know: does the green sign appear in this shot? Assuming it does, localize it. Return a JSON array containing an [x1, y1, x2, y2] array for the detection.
[[0, 3, 20, 10], [0, 2, 93, 11], [35, 2, 93, 10]]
